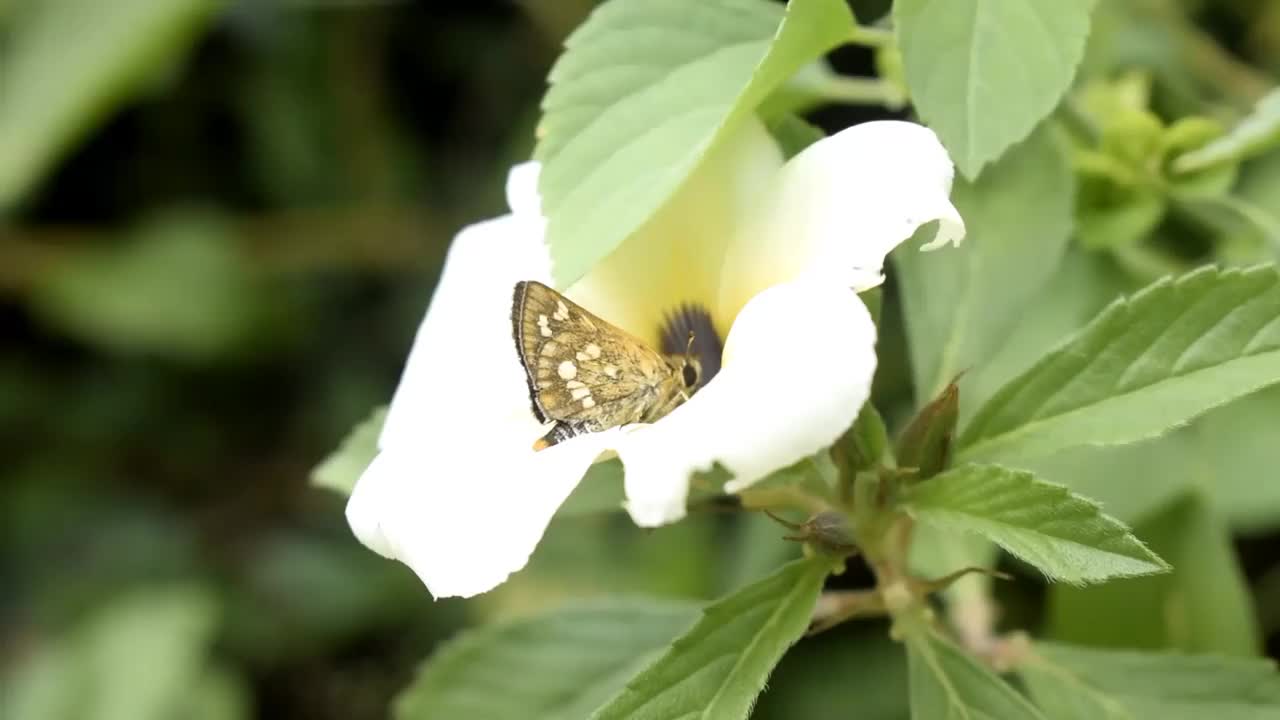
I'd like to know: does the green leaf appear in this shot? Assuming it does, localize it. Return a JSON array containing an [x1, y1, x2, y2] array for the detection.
[[764, 112, 825, 160], [588, 558, 829, 720], [1172, 192, 1280, 253], [555, 458, 627, 516], [181, 667, 251, 720], [905, 620, 1047, 720], [754, 625, 908, 720], [1019, 653, 1133, 720], [1075, 185, 1166, 251], [535, 0, 853, 286], [1022, 436, 1197, 528], [894, 0, 1098, 177], [1188, 386, 1280, 531], [80, 586, 220, 720], [0, 642, 80, 720], [29, 213, 262, 360], [907, 520, 998, 612], [1174, 89, 1280, 174], [960, 265, 1280, 464], [896, 126, 1074, 401], [832, 401, 890, 477], [961, 247, 1130, 424], [1030, 386, 1280, 534], [311, 407, 387, 496], [0, 585, 221, 720], [1047, 492, 1260, 656], [1020, 642, 1280, 719], [0, 0, 220, 209], [903, 465, 1168, 583], [394, 601, 698, 720], [1239, 146, 1280, 210]]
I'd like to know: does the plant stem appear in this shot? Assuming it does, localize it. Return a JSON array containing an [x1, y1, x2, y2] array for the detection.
[[737, 485, 831, 516], [817, 75, 907, 110], [808, 589, 888, 635], [848, 24, 893, 49]]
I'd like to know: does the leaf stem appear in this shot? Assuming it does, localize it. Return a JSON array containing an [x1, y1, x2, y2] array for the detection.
[[848, 24, 894, 49], [738, 486, 831, 517], [808, 589, 888, 635], [815, 75, 907, 110]]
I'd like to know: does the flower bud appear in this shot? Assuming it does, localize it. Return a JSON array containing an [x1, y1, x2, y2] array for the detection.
[[895, 378, 960, 481]]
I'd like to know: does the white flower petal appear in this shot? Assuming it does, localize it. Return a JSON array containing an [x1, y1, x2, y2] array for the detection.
[[348, 431, 617, 598], [718, 121, 965, 316], [377, 212, 549, 452], [615, 281, 877, 526], [505, 161, 544, 221], [348, 163, 605, 597]]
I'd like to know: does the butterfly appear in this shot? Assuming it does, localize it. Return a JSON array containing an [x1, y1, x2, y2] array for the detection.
[[511, 280, 701, 450]]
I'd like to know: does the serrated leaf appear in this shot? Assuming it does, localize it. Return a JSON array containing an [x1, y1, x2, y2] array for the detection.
[[1021, 642, 1280, 719], [894, 0, 1097, 177], [588, 558, 828, 720], [0, 0, 220, 209], [903, 465, 1168, 583], [536, 0, 853, 286], [960, 265, 1280, 464], [394, 601, 698, 720], [1174, 89, 1280, 174], [896, 126, 1074, 401], [905, 620, 1047, 720], [311, 407, 387, 496], [1047, 492, 1260, 656]]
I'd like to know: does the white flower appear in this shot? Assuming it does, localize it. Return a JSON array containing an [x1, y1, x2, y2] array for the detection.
[[346, 119, 964, 598]]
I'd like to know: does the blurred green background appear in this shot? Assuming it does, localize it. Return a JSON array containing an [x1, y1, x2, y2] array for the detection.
[[1, 1, 1279, 719]]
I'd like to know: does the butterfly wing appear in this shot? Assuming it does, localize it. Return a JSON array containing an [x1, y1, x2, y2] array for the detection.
[[512, 281, 676, 432]]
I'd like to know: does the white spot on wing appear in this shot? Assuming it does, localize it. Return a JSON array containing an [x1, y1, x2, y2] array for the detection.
[[584, 343, 602, 359], [537, 314, 552, 338], [571, 387, 592, 401], [557, 361, 577, 380], [582, 397, 596, 409], [603, 364, 619, 379], [553, 301, 570, 321]]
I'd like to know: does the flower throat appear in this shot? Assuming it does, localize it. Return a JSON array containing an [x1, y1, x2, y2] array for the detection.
[[660, 304, 722, 390]]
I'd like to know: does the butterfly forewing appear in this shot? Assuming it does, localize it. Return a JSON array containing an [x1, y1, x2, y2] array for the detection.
[[512, 281, 682, 441]]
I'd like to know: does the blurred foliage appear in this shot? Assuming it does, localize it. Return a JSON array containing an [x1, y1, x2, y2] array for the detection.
[[0, 0, 1278, 718]]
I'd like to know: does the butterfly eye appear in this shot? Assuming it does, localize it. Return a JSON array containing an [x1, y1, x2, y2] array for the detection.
[[681, 361, 699, 388]]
